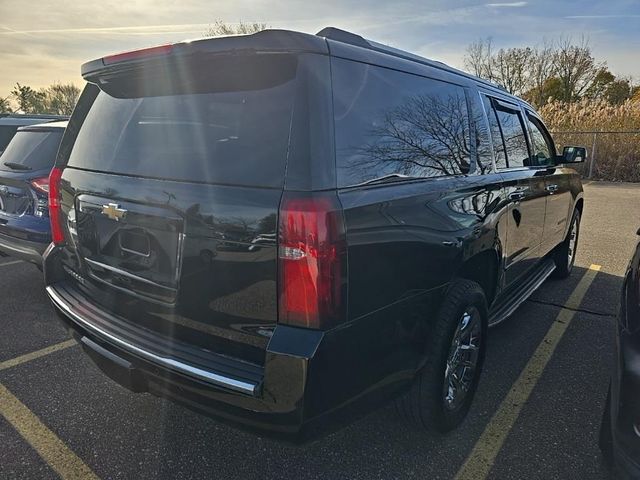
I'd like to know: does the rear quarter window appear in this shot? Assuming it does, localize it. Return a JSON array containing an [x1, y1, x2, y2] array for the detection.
[[0, 126, 19, 153], [332, 59, 472, 187], [67, 55, 298, 188]]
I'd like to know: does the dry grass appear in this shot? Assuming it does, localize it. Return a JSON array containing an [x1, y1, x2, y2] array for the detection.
[[540, 99, 640, 181]]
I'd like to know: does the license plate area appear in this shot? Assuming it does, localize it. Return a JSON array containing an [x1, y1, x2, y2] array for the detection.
[[75, 194, 185, 304], [119, 228, 151, 258]]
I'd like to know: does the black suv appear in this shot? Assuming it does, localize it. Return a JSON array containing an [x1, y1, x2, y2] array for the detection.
[[44, 28, 585, 439]]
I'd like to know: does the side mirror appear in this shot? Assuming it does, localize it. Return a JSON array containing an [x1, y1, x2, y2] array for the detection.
[[558, 146, 587, 164]]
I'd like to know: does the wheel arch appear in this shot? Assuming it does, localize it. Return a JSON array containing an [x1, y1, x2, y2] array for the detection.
[[455, 249, 501, 306]]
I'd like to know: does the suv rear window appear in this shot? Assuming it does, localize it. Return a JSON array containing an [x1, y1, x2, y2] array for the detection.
[[0, 130, 63, 171], [67, 56, 298, 188]]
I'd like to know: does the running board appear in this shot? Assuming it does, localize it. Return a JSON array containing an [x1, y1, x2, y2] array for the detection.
[[488, 258, 556, 328]]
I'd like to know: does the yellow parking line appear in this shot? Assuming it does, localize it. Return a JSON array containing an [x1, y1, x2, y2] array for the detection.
[[0, 339, 77, 372], [0, 383, 100, 479], [454, 264, 602, 480]]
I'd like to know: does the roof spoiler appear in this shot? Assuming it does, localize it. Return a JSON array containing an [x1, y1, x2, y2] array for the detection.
[[80, 29, 328, 81]]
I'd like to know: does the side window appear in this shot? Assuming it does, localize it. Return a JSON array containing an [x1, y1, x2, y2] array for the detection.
[[332, 59, 472, 187], [527, 114, 555, 166], [494, 103, 530, 168], [0, 126, 19, 152], [482, 95, 507, 170]]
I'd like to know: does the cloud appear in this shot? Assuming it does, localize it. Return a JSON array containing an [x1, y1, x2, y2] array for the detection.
[[0, 23, 213, 36], [485, 2, 527, 7], [0, 0, 638, 96], [565, 15, 640, 19]]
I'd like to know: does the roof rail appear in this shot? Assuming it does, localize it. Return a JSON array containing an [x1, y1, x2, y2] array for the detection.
[[316, 27, 507, 93], [315, 27, 370, 48]]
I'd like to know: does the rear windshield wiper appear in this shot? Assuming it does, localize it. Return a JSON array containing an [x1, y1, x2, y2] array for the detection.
[[3, 162, 31, 171], [352, 173, 420, 187]]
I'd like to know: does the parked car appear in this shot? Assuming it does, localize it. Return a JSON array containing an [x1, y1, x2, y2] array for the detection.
[[0, 121, 67, 265], [600, 236, 640, 478], [43, 27, 586, 440], [0, 114, 67, 155]]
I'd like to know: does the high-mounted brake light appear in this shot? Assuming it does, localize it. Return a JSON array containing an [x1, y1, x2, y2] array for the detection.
[[48, 167, 65, 245], [30, 176, 50, 195], [278, 193, 347, 330], [103, 44, 174, 65]]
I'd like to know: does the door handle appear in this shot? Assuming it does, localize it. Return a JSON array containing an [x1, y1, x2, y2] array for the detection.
[[509, 192, 526, 201], [545, 184, 558, 193]]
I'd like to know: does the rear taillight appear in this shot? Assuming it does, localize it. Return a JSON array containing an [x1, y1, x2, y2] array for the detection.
[[30, 176, 49, 195], [48, 167, 64, 245], [278, 193, 347, 330]]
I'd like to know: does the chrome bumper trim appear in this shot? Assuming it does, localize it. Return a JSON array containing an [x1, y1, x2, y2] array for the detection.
[[46, 285, 258, 396]]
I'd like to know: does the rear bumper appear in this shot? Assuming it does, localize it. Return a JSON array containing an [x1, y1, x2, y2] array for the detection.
[[0, 231, 47, 264], [46, 284, 261, 396], [43, 245, 416, 441], [46, 279, 323, 439]]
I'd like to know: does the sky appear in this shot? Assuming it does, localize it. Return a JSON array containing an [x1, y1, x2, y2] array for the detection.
[[1, 0, 639, 96]]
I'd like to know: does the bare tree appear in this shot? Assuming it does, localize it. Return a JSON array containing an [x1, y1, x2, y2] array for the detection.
[[552, 36, 603, 102], [204, 20, 268, 37], [526, 43, 556, 107], [464, 36, 610, 106], [492, 47, 533, 96], [465, 40, 538, 96], [464, 37, 494, 81]]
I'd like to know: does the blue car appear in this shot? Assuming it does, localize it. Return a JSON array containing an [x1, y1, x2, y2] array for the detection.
[[0, 120, 67, 266]]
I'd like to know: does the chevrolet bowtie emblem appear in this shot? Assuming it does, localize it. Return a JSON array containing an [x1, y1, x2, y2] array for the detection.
[[101, 203, 127, 221]]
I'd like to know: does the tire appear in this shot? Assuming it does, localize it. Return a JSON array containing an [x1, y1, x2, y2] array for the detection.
[[396, 279, 488, 433], [552, 209, 581, 279]]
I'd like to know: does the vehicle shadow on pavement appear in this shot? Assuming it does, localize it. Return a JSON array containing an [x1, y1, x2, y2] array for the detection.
[[149, 265, 622, 479], [0, 264, 623, 480]]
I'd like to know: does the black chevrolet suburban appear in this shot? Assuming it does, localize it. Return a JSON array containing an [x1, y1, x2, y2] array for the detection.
[[43, 27, 585, 440]]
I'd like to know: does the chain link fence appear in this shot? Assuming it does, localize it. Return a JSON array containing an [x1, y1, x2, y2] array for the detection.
[[551, 131, 640, 182]]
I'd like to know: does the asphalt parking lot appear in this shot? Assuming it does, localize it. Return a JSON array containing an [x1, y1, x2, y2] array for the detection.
[[1, 181, 638, 480]]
